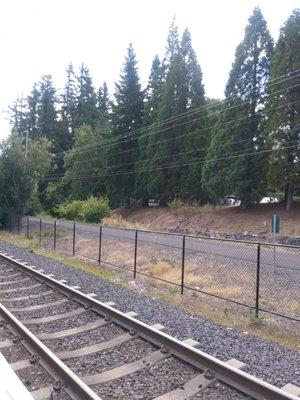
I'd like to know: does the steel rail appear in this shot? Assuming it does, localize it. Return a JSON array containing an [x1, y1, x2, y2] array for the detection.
[[0, 251, 298, 400], [0, 302, 101, 400]]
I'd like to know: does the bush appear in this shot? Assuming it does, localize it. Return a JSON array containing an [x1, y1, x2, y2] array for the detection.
[[57, 200, 83, 220], [168, 198, 183, 211], [80, 197, 111, 223]]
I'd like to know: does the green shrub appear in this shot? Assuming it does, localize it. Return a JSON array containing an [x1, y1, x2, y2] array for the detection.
[[57, 200, 83, 220], [80, 197, 111, 223], [168, 198, 183, 211]]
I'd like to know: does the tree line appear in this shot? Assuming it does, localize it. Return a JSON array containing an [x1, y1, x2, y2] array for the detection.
[[1, 8, 299, 221]]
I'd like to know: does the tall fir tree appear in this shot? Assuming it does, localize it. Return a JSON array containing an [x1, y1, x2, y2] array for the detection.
[[107, 44, 144, 207], [97, 82, 110, 114], [144, 22, 206, 203], [179, 28, 206, 202], [26, 84, 40, 140], [202, 8, 273, 206], [134, 55, 166, 202], [61, 63, 78, 149], [266, 9, 300, 211], [76, 64, 98, 130], [144, 21, 186, 203], [37, 75, 60, 149]]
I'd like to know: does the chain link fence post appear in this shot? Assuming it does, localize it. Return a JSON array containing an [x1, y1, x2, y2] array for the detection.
[[53, 220, 57, 250], [26, 217, 29, 239], [72, 223, 76, 256], [133, 230, 138, 279], [181, 235, 186, 295], [39, 219, 42, 245], [98, 226, 102, 264], [255, 241, 261, 318]]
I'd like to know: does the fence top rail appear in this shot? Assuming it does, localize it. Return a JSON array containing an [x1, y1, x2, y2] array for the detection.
[[17, 214, 300, 250]]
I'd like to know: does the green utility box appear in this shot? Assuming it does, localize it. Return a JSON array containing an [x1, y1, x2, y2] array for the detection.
[[272, 214, 280, 234]]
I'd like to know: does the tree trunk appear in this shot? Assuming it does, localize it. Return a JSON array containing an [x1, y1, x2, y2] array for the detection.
[[286, 184, 294, 212], [284, 186, 289, 204]]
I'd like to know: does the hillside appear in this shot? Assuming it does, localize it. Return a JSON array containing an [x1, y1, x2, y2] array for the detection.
[[114, 203, 300, 239]]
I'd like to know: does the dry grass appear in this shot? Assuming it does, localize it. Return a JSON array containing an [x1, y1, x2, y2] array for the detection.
[[102, 214, 144, 230], [171, 203, 216, 216], [144, 260, 198, 286]]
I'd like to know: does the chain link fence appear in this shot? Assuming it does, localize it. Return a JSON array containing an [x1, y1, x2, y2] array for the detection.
[[5, 215, 300, 322]]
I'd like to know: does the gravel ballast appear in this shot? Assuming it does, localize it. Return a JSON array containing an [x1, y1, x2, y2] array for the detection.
[[0, 240, 299, 388], [44, 322, 125, 352], [93, 356, 198, 399]]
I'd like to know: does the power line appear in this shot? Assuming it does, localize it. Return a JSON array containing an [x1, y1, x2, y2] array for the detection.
[[42, 142, 300, 182], [50, 98, 300, 172], [52, 69, 300, 159]]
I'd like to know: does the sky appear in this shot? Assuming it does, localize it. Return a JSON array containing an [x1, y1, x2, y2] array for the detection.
[[0, 0, 299, 139]]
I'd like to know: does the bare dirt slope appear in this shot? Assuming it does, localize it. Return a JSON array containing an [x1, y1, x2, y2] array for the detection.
[[116, 203, 300, 238]]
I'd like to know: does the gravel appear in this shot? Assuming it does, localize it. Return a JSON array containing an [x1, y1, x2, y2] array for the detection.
[[28, 310, 98, 335], [0, 241, 299, 388], [0, 324, 12, 340], [92, 356, 198, 399], [14, 300, 80, 320], [0, 277, 36, 290], [3, 291, 66, 308], [190, 382, 252, 399], [16, 364, 53, 392], [66, 337, 156, 375], [44, 321, 125, 352], [0, 343, 30, 363], [1, 284, 48, 299]]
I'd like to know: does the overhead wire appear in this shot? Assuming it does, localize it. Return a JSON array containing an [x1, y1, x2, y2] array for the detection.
[[46, 96, 300, 174], [52, 68, 300, 159]]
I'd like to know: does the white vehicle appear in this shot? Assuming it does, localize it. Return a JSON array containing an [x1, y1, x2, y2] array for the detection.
[[224, 195, 241, 207], [148, 199, 160, 207], [260, 197, 279, 204]]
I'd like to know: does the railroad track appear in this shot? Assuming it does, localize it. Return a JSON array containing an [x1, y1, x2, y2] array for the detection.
[[0, 252, 298, 400]]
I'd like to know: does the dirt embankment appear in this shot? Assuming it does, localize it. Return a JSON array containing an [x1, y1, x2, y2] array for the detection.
[[114, 203, 300, 240]]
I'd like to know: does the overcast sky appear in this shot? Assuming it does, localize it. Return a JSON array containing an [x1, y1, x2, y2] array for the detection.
[[0, 0, 299, 139]]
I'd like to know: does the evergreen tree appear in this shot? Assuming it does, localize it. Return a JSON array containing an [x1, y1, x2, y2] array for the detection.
[[202, 8, 273, 206], [107, 44, 144, 207], [26, 84, 40, 140], [76, 64, 98, 130], [144, 23, 206, 203], [38, 75, 59, 146], [134, 55, 166, 202], [61, 63, 77, 148], [9, 95, 28, 139], [97, 82, 110, 114], [179, 28, 206, 202], [64, 125, 107, 199], [266, 9, 300, 211]]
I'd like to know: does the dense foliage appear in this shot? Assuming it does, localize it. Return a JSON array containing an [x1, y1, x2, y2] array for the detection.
[[57, 197, 111, 223], [2, 8, 300, 222]]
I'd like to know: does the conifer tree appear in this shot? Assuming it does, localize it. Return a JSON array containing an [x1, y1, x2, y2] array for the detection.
[[107, 44, 144, 207], [64, 124, 107, 199], [145, 22, 206, 203], [76, 64, 98, 130], [266, 9, 300, 211], [38, 75, 60, 149], [61, 63, 77, 148], [202, 8, 273, 206], [97, 82, 110, 114], [26, 84, 40, 140], [134, 55, 166, 202], [179, 28, 206, 202]]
